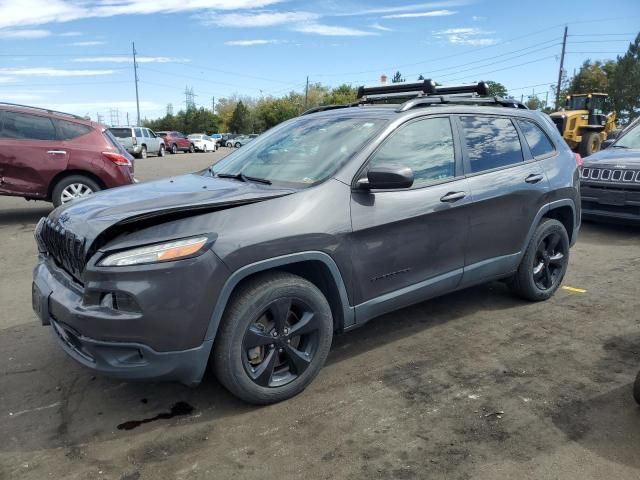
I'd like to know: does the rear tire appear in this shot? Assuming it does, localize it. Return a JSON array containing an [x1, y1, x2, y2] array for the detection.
[[189, 144, 195, 153], [139, 145, 147, 159], [158, 145, 165, 157], [203, 145, 208, 153], [235, 142, 241, 148], [171, 143, 178, 154], [509, 218, 569, 301], [51, 175, 101, 208], [579, 131, 601, 157], [213, 272, 333, 405]]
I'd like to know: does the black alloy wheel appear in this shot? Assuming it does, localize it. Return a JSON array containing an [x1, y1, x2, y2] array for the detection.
[[532, 231, 566, 291], [242, 297, 321, 388]]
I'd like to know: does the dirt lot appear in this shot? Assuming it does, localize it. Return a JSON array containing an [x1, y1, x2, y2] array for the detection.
[[1, 149, 639, 480]]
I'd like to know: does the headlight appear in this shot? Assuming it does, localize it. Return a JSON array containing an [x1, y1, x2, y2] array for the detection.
[[99, 236, 209, 267]]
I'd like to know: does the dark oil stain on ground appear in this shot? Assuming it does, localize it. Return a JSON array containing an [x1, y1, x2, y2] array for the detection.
[[117, 401, 194, 431]]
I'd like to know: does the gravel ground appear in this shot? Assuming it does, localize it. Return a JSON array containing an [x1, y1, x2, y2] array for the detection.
[[0, 148, 639, 480]]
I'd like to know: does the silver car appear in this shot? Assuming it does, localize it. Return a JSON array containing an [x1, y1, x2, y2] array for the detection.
[[109, 127, 165, 159], [225, 135, 255, 148]]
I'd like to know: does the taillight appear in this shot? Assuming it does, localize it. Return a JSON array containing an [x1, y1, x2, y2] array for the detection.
[[574, 153, 583, 168], [102, 151, 132, 167]]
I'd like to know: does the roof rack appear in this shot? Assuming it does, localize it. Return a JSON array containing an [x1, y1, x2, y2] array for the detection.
[[0, 102, 89, 121]]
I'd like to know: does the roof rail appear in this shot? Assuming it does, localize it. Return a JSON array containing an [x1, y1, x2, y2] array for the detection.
[[0, 102, 89, 121], [357, 79, 436, 99], [397, 95, 528, 112], [301, 104, 356, 116]]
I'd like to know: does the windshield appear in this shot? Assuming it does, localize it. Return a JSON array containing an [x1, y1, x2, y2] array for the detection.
[[615, 121, 640, 149], [109, 128, 131, 138], [210, 116, 386, 187], [567, 96, 588, 110]]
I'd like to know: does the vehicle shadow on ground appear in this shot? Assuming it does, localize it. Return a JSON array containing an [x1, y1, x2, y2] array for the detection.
[[0, 281, 529, 453], [0, 205, 51, 226]]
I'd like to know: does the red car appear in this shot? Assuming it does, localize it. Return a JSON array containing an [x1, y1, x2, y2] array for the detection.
[[0, 103, 135, 207], [156, 131, 195, 154]]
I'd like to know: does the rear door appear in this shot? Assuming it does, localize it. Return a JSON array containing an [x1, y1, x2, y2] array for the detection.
[[0, 110, 65, 198], [455, 115, 550, 285], [350, 115, 470, 308], [145, 129, 160, 152]]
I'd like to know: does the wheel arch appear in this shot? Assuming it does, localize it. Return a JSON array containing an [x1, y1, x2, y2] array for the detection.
[[47, 169, 107, 201], [204, 252, 355, 343], [520, 199, 577, 254]]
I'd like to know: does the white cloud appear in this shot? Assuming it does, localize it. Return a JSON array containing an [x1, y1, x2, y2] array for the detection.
[[68, 40, 105, 46], [58, 31, 82, 36], [472, 15, 486, 21], [0, 76, 16, 83], [337, 1, 469, 16], [0, 29, 51, 39], [0, 67, 115, 77], [71, 56, 188, 63], [369, 23, 393, 32], [224, 39, 280, 46], [383, 9, 457, 18], [292, 23, 378, 36], [207, 11, 319, 28], [433, 27, 497, 46], [0, 0, 284, 29]]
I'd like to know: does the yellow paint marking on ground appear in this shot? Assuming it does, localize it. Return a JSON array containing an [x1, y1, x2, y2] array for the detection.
[[561, 286, 587, 293]]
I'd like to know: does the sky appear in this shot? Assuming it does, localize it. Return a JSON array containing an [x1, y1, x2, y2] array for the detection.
[[0, 0, 638, 124]]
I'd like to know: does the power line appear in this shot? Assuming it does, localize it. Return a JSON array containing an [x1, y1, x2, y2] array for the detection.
[[443, 55, 558, 83]]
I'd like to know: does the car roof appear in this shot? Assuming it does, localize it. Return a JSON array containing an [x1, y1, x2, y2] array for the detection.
[[0, 102, 98, 127]]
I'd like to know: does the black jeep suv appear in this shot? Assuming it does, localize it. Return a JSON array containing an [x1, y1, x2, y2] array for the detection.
[[32, 81, 581, 404], [580, 117, 640, 223]]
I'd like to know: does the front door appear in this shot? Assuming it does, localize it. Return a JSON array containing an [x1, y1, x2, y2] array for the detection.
[[350, 116, 470, 317]]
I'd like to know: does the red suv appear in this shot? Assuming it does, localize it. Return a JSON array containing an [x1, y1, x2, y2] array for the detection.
[[156, 131, 195, 154], [0, 103, 135, 207]]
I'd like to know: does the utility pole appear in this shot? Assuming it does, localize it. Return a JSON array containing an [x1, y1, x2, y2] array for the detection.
[[184, 87, 196, 110], [304, 75, 309, 109], [211, 96, 215, 112], [555, 26, 568, 110], [126, 112, 130, 125], [132, 41, 141, 126]]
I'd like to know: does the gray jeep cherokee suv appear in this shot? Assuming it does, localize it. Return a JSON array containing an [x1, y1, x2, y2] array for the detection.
[[32, 81, 581, 404]]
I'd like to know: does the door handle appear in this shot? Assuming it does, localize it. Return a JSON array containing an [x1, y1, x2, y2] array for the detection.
[[47, 150, 67, 155], [525, 173, 544, 184], [440, 191, 466, 203]]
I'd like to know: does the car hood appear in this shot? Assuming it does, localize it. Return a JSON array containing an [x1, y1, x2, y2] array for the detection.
[[583, 147, 640, 168], [46, 173, 295, 248]]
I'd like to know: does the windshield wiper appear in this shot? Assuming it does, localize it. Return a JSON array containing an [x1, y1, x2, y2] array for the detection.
[[611, 144, 629, 149], [216, 172, 272, 185]]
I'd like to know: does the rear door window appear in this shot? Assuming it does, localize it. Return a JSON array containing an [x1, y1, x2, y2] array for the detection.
[[517, 120, 555, 158], [1, 111, 56, 140], [57, 120, 92, 140], [134, 128, 143, 137], [459, 116, 523, 173]]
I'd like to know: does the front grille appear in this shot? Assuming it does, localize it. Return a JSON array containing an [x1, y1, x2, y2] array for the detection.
[[581, 167, 640, 184], [39, 219, 87, 280]]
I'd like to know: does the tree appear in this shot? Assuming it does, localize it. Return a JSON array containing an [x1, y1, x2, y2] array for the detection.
[[568, 60, 615, 94], [391, 71, 404, 83], [609, 32, 640, 122], [323, 84, 358, 105], [417, 74, 425, 80], [485, 81, 507, 97], [143, 107, 219, 134], [230, 101, 252, 134], [525, 96, 542, 110]]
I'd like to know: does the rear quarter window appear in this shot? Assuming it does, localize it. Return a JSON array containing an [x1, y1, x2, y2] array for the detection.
[[109, 128, 132, 138], [57, 120, 93, 140], [517, 119, 556, 158]]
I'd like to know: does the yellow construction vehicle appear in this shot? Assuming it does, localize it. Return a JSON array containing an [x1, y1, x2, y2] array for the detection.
[[549, 93, 619, 157]]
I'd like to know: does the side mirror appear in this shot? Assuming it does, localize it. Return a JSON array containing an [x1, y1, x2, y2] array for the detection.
[[359, 165, 414, 190], [601, 139, 615, 149]]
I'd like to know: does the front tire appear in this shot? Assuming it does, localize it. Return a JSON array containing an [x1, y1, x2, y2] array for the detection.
[[51, 175, 101, 208], [171, 143, 178, 154], [509, 218, 570, 301], [158, 145, 165, 157], [235, 142, 241, 148], [579, 131, 601, 157], [213, 272, 333, 405], [203, 145, 208, 153]]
